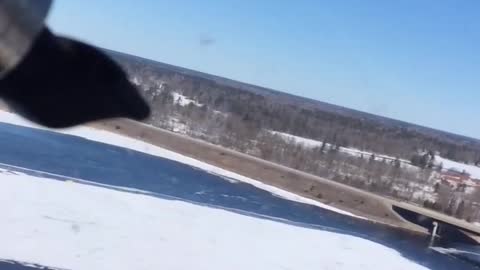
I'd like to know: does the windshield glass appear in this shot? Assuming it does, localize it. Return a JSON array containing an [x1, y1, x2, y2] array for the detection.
[[1, 1, 479, 270]]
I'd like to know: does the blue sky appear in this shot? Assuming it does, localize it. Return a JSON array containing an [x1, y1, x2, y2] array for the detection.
[[47, 0, 480, 138]]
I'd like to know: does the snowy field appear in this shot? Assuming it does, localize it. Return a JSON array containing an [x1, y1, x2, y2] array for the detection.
[[0, 168, 428, 270], [270, 131, 409, 163], [271, 130, 480, 177], [0, 110, 360, 218]]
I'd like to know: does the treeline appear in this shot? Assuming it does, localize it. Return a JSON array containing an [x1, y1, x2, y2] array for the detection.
[[112, 52, 480, 165]]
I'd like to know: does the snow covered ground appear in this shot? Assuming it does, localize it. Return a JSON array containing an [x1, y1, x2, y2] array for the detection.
[[172, 92, 203, 107], [435, 156, 480, 179], [166, 116, 190, 134], [270, 131, 327, 148], [0, 110, 359, 218], [0, 169, 428, 270], [130, 75, 201, 108], [270, 130, 480, 178], [270, 131, 410, 163]]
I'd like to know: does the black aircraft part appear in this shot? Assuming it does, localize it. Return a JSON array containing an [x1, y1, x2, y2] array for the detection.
[[0, 28, 150, 128]]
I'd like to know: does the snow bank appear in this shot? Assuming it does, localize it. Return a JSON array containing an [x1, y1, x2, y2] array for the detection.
[[0, 111, 360, 218], [0, 171, 428, 270]]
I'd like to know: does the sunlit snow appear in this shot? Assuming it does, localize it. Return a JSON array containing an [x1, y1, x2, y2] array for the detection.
[[172, 92, 203, 107], [270, 130, 480, 176], [0, 170, 428, 270]]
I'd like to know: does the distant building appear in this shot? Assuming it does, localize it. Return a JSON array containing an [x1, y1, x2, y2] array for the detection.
[[440, 169, 470, 183], [437, 169, 480, 191]]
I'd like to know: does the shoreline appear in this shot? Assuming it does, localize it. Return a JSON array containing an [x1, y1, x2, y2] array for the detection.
[[91, 118, 428, 233], [0, 107, 438, 234]]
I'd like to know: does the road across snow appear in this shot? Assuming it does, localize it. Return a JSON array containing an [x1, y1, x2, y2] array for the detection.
[[0, 170, 428, 270], [0, 110, 361, 218]]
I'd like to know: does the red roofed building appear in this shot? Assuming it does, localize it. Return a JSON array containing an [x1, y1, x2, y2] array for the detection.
[[438, 169, 475, 190], [440, 169, 470, 183]]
